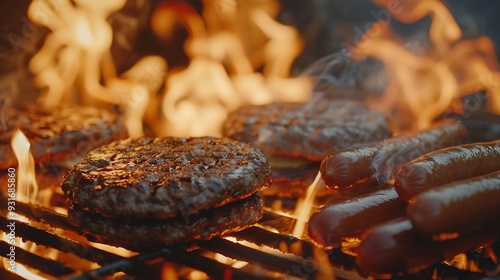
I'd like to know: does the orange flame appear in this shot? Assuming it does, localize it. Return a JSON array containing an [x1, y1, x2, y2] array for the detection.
[[291, 173, 323, 238], [373, 0, 461, 53], [11, 130, 38, 204], [352, 0, 500, 130], [152, 0, 311, 137], [27, 0, 310, 138], [28, 0, 167, 137], [4, 130, 45, 279]]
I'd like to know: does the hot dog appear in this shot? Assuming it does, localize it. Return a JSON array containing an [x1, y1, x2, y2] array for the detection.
[[355, 218, 500, 275], [394, 140, 500, 202], [308, 188, 406, 247], [407, 171, 500, 239], [320, 119, 466, 189]]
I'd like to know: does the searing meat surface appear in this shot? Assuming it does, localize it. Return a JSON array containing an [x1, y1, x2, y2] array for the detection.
[[62, 137, 271, 220]]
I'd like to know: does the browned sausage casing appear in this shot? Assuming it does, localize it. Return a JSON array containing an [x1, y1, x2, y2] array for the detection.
[[355, 218, 500, 275], [307, 188, 406, 247], [320, 119, 466, 189], [394, 140, 500, 202], [408, 171, 500, 239]]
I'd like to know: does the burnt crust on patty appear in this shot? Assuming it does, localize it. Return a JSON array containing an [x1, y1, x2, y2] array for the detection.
[[68, 193, 264, 249], [62, 137, 271, 220], [0, 105, 127, 169], [222, 99, 391, 161]]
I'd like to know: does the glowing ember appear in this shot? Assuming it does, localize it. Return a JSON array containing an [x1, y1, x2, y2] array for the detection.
[[351, 0, 500, 130], [162, 262, 179, 280], [214, 252, 249, 269]]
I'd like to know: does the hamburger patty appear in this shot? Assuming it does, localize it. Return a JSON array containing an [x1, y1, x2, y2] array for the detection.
[[68, 193, 264, 249], [222, 99, 391, 161], [62, 137, 271, 220], [0, 105, 127, 169]]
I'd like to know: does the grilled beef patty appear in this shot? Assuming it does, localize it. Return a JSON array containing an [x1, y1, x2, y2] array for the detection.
[[68, 193, 264, 249], [0, 105, 127, 169], [62, 137, 271, 220], [222, 99, 391, 161]]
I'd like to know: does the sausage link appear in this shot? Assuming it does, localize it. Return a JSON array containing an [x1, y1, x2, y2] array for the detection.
[[394, 140, 500, 202], [407, 171, 500, 239], [320, 119, 466, 189], [308, 188, 406, 247], [355, 218, 500, 275]]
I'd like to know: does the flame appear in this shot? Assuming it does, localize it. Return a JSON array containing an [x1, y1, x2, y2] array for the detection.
[[5, 130, 44, 278], [351, 0, 500, 130], [372, 0, 462, 54], [291, 173, 323, 238], [11, 130, 38, 203], [153, 0, 311, 137], [28, 0, 167, 137], [27, 0, 309, 138], [7, 130, 136, 279]]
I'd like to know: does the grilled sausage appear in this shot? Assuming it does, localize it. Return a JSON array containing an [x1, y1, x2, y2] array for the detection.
[[320, 119, 466, 189], [394, 140, 500, 202], [407, 171, 500, 239], [308, 188, 406, 247], [356, 218, 500, 275]]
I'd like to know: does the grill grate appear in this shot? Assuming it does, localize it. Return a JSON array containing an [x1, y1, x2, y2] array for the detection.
[[0, 194, 328, 279]]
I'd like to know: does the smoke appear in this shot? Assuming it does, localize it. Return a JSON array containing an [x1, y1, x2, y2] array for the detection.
[[370, 141, 425, 184], [301, 50, 387, 100]]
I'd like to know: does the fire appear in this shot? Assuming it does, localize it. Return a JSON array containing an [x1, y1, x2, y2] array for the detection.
[[27, 0, 309, 138], [16, 1, 499, 278], [27, 0, 167, 137], [5, 130, 45, 279], [11, 130, 38, 204], [291, 172, 323, 238], [351, 0, 500, 130], [152, 0, 311, 137], [7, 130, 135, 279], [372, 0, 462, 53]]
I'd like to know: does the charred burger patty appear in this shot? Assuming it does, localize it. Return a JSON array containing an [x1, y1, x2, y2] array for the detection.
[[62, 136, 271, 248], [68, 194, 264, 249], [222, 99, 391, 197]]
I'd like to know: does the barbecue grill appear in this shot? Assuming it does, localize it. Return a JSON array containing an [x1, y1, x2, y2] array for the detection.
[[2, 111, 499, 279], [2, 0, 500, 279]]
